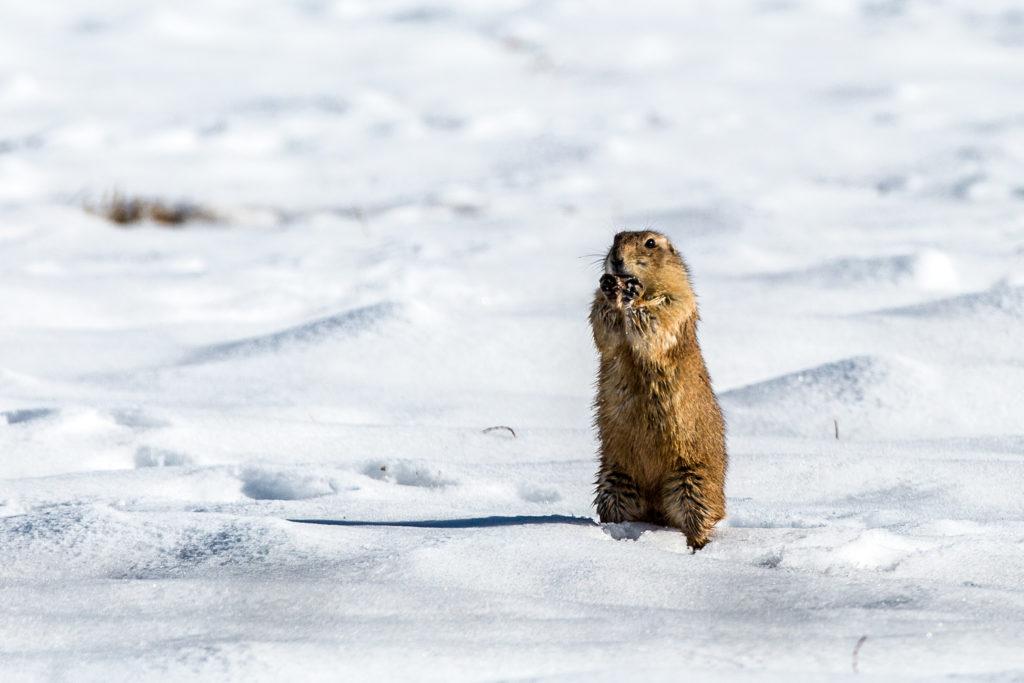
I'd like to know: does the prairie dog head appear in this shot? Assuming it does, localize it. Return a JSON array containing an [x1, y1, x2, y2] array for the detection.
[[601, 230, 697, 320], [604, 230, 693, 296]]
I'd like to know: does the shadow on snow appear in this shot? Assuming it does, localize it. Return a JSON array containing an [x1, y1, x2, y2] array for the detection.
[[287, 514, 597, 529]]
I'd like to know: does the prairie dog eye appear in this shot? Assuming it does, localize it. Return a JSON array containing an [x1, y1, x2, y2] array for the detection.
[[645, 238, 657, 249]]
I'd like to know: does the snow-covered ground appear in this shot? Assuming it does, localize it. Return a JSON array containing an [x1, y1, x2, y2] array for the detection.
[[2, 0, 1024, 679]]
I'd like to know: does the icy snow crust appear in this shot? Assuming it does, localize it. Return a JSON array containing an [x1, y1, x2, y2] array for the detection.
[[2, 0, 1024, 679]]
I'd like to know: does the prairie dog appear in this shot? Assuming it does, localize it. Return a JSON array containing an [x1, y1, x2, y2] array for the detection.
[[589, 230, 726, 549]]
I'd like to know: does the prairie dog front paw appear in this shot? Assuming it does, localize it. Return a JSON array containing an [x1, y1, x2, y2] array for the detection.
[[600, 274, 623, 303], [621, 277, 644, 305]]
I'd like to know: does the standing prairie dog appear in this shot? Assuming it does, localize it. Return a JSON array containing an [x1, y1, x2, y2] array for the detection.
[[589, 230, 726, 550]]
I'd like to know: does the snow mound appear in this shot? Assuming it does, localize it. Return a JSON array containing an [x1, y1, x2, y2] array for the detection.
[[0, 498, 25, 518], [774, 528, 942, 575], [817, 529, 937, 572], [0, 503, 315, 580], [721, 355, 935, 438], [111, 408, 171, 430], [182, 302, 398, 364], [873, 284, 1024, 318], [0, 407, 134, 478], [114, 516, 316, 579], [168, 522, 283, 572], [754, 250, 958, 290], [1, 407, 57, 425], [0, 503, 157, 579]]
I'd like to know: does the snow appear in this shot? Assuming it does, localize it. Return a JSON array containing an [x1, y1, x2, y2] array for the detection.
[[2, 0, 1024, 679]]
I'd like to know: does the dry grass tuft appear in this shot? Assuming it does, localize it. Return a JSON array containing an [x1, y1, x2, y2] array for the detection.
[[88, 192, 218, 227]]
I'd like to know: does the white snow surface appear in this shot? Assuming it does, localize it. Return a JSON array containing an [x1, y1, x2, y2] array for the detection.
[[2, 1, 1024, 680]]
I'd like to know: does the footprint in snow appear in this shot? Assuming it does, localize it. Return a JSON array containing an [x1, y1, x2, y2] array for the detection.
[[517, 482, 562, 503], [363, 461, 454, 488], [239, 466, 336, 500], [134, 446, 194, 468]]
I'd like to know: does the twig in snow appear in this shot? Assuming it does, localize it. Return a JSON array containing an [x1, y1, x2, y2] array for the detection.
[[852, 635, 867, 674], [834, 418, 839, 440], [482, 425, 516, 438]]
